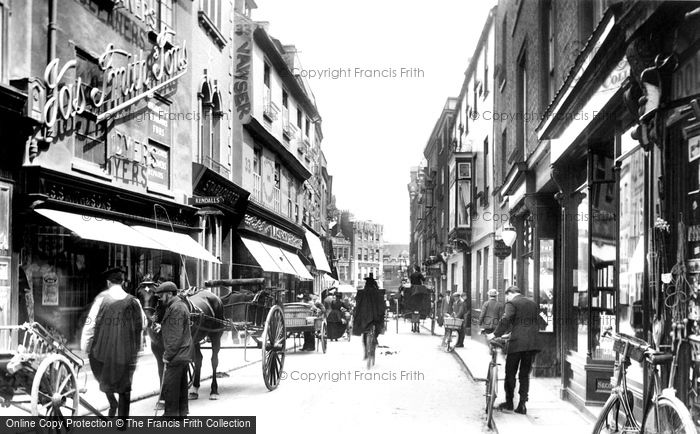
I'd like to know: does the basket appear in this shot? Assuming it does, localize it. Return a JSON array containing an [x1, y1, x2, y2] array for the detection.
[[611, 336, 647, 363], [444, 317, 464, 330], [285, 318, 308, 328], [689, 335, 700, 363]]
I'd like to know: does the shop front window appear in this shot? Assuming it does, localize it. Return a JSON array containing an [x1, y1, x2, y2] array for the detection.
[[618, 139, 645, 380], [539, 239, 554, 332], [573, 194, 589, 354]]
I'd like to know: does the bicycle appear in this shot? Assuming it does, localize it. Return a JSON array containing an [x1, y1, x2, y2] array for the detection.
[[592, 328, 697, 434], [484, 333, 508, 430], [363, 324, 377, 369], [443, 316, 464, 352]]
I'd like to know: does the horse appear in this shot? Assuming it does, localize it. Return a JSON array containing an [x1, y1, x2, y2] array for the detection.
[[137, 281, 225, 400]]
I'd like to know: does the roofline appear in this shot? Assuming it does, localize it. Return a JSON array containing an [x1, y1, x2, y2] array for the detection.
[[458, 6, 496, 101], [253, 25, 321, 122]]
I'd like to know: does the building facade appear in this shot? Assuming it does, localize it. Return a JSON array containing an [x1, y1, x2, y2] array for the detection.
[[337, 211, 384, 289], [492, 0, 700, 418], [0, 0, 335, 349]]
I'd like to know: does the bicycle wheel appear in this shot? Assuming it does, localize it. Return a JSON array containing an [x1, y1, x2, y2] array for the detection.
[[486, 364, 498, 429], [592, 395, 636, 434], [643, 395, 697, 434]]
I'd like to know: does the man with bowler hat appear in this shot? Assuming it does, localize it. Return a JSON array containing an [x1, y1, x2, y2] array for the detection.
[[81, 267, 145, 418], [155, 281, 192, 417]]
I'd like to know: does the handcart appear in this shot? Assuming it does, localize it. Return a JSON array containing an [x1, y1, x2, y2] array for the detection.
[[0, 322, 106, 418]]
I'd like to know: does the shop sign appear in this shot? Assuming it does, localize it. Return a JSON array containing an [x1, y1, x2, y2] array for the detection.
[[190, 196, 224, 206], [494, 239, 512, 259], [243, 214, 303, 249], [673, 50, 700, 100], [41, 272, 59, 306], [107, 128, 170, 190], [234, 13, 255, 122], [27, 29, 188, 128]]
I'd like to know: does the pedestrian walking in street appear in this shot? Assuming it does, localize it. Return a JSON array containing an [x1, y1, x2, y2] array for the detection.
[[80, 267, 145, 419], [487, 286, 543, 415], [353, 273, 385, 357], [156, 281, 193, 417], [453, 292, 468, 347], [409, 266, 425, 333], [409, 265, 424, 286], [479, 289, 505, 334]]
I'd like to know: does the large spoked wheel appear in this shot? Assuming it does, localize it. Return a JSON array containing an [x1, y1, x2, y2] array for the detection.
[[319, 320, 327, 354], [486, 364, 498, 429], [592, 395, 636, 434], [642, 395, 696, 434], [186, 361, 195, 388], [262, 305, 286, 391], [31, 354, 80, 417]]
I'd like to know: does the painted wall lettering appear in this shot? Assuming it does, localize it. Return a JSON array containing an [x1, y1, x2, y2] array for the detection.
[[234, 14, 254, 122], [31, 29, 188, 129]]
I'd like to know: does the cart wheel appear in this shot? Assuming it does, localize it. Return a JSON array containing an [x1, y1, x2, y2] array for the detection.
[[262, 305, 285, 391], [31, 354, 80, 417], [320, 320, 327, 354]]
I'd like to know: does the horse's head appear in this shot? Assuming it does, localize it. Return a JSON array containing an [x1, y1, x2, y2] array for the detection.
[[136, 280, 162, 325]]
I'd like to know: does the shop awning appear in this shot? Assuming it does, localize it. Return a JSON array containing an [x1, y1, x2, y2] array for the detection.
[[130, 225, 221, 263], [304, 230, 331, 273], [35, 209, 165, 250], [36, 209, 221, 263], [281, 249, 314, 280], [241, 237, 283, 273], [261, 244, 298, 275], [240, 237, 313, 279]]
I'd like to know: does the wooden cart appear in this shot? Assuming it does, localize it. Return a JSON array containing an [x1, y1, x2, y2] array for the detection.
[[203, 278, 286, 391], [0, 322, 105, 418]]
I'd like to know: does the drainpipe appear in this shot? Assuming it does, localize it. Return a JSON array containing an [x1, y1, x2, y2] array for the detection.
[[48, 0, 57, 63]]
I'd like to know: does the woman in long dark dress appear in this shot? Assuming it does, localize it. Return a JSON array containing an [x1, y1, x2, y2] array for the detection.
[[326, 295, 346, 341]]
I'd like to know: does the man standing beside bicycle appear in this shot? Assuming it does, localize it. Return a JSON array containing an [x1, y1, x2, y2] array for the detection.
[[486, 286, 544, 415]]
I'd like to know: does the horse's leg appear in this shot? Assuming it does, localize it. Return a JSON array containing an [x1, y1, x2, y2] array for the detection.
[[189, 343, 202, 400], [210, 333, 222, 400]]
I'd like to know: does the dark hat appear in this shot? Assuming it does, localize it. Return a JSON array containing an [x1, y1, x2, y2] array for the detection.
[[365, 273, 375, 281], [505, 285, 521, 294], [102, 267, 125, 281], [154, 281, 178, 294]]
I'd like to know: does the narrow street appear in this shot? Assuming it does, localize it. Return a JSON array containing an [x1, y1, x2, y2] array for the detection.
[[129, 320, 488, 433]]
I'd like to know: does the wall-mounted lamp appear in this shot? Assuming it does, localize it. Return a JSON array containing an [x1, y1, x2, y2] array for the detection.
[[501, 223, 517, 247]]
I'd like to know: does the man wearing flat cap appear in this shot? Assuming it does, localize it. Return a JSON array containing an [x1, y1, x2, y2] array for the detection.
[[81, 267, 145, 419], [156, 281, 192, 417]]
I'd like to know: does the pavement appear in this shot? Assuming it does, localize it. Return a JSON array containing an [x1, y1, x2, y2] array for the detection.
[[422, 321, 596, 434]]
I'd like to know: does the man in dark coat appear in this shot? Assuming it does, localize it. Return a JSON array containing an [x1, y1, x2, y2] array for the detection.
[[353, 274, 385, 355], [453, 292, 468, 347], [487, 286, 542, 415], [409, 265, 424, 285], [156, 281, 193, 417], [81, 268, 145, 418], [479, 289, 505, 334]]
